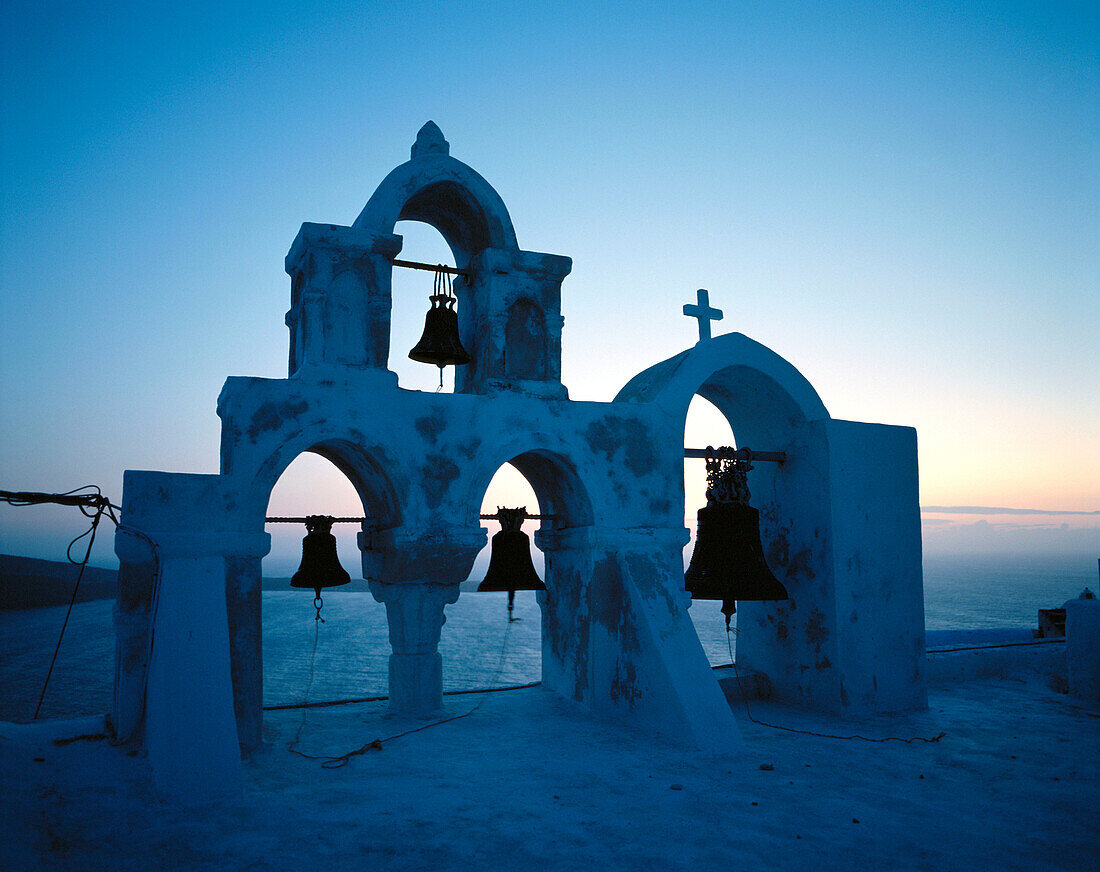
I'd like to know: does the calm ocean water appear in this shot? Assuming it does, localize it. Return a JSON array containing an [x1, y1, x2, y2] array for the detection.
[[1, 554, 1095, 722]]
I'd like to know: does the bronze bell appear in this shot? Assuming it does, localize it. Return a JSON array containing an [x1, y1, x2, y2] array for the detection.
[[478, 507, 544, 621], [685, 447, 789, 627], [291, 516, 350, 616], [409, 268, 470, 375]]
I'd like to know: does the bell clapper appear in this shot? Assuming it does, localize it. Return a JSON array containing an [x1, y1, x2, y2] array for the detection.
[[313, 593, 325, 623], [722, 599, 735, 631]]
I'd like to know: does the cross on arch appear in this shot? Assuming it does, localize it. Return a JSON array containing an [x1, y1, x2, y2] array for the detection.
[[683, 289, 723, 342]]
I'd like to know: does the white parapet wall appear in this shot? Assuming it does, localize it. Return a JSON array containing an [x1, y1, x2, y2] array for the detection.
[[1066, 598, 1100, 703], [926, 636, 1067, 686]]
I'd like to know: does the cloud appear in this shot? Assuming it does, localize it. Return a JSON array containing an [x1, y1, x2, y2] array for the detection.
[[922, 515, 1100, 557], [922, 506, 1099, 516]]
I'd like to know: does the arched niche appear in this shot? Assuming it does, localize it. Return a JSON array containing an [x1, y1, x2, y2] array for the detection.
[[504, 298, 548, 380]]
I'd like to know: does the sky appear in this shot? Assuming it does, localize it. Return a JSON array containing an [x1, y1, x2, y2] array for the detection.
[[1, 1, 1097, 571]]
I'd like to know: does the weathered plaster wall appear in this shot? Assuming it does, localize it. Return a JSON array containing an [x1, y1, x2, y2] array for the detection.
[[826, 420, 926, 713], [735, 417, 840, 712]]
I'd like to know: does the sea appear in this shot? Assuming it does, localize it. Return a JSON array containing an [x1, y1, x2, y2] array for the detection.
[[1, 553, 1095, 723]]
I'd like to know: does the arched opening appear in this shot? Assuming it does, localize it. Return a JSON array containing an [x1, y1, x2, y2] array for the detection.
[[683, 395, 742, 667], [441, 462, 545, 691], [260, 451, 388, 708], [466, 462, 546, 587], [398, 180, 496, 263], [389, 219, 467, 393], [439, 445, 595, 700]]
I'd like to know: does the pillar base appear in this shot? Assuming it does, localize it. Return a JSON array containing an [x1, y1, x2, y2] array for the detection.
[[387, 652, 444, 718]]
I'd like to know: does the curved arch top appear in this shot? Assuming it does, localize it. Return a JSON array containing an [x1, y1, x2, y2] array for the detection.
[[353, 123, 518, 264], [240, 431, 404, 532], [613, 332, 830, 428], [458, 431, 596, 530]]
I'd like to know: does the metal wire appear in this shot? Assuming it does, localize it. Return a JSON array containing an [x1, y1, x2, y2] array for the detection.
[[0, 487, 121, 719]]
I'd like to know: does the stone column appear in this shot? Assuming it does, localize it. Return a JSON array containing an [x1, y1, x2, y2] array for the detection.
[[369, 581, 461, 717]]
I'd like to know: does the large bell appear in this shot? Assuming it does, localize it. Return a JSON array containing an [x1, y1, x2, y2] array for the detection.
[[478, 530, 545, 593], [685, 446, 789, 627], [685, 501, 789, 616], [409, 292, 470, 369], [291, 516, 351, 609], [478, 507, 544, 621]]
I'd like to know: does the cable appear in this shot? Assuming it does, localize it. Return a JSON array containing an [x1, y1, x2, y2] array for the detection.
[[1, 487, 165, 737], [724, 628, 945, 744], [1, 487, 122, 720], [926, 639, 1064, 653]]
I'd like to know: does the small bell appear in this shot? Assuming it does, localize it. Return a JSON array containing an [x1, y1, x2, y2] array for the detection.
[[685, 447, 789, 628], [478, 507, 544, 621], [291, 515, 350, 620], [409, 268, 470, 383]]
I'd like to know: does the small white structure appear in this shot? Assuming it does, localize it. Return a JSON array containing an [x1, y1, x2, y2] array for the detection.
[[112, 123, 926, 799]]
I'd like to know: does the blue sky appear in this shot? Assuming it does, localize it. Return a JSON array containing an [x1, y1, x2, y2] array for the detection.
[[1, 1, 1097, 569]]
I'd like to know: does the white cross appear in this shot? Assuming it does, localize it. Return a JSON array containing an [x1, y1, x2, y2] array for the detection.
[[683, 289, 723, 342]]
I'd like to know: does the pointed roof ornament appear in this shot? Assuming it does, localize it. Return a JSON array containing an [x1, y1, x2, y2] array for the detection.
[[411, 121, 450, 159]]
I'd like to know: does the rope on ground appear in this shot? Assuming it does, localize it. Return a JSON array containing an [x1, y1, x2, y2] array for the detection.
[[725, 627, 946, 744], [288, 616, 515, 768], [263, 680, 542, 712], [287, 615, 322, 758]]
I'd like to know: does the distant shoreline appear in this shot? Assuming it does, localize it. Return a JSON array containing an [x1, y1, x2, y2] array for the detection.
[[0, 555, 118, 611], [0, 554, 378, 610]]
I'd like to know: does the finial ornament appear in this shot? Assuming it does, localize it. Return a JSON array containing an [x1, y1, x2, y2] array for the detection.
[[411, 121, 450, 159]]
